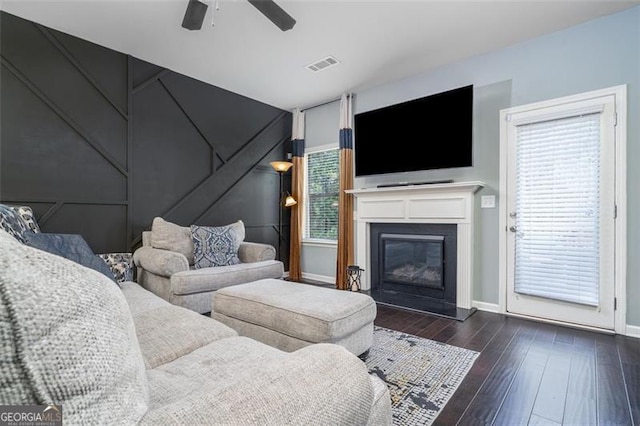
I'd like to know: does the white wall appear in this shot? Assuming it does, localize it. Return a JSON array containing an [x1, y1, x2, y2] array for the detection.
[[302, 6, 640, 325]]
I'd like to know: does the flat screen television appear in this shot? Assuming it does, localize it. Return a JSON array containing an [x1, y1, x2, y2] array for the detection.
[[354, 84, 473, 177]]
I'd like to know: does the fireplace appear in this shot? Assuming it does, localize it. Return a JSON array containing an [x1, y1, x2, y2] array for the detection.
[[370, 223, 459, 317], [347, 181, 484, 321]]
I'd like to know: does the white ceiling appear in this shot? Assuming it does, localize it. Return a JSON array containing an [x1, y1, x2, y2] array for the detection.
[[1, 0, 638, 110]]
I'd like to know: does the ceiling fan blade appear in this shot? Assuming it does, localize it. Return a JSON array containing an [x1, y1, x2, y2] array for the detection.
[[247, 0, 296, 32]]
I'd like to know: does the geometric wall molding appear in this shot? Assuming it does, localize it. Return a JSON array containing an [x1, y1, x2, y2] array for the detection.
[[0, 11, 292, 262]]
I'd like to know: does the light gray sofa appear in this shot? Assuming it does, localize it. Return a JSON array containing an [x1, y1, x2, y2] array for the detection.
[[134, 217, 284, 313], [0, 230, 392, 425]]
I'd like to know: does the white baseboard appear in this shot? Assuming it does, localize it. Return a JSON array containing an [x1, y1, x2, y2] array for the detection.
[[472, 300, 500, 313], [301, 272, 334, 285], [625, 324, 640, 339]]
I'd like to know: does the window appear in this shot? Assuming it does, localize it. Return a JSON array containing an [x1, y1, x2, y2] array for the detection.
[[304, 145, 339, 242]]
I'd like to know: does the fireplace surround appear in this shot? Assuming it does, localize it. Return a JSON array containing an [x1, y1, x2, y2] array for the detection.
[[347, 181, 484, 320], [370, 222, 458, 316]]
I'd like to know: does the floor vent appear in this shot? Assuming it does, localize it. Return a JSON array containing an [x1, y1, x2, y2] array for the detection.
[[306, 56, 340, 72]]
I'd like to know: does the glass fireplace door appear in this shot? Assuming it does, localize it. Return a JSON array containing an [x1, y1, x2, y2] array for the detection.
[[382, 234, 445, 290]]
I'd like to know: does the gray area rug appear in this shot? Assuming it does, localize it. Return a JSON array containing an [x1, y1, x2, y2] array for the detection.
[[362, 326, 479, 425]]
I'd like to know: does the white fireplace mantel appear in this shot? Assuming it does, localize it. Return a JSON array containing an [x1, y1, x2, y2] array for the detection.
[[346, 181, 484, 309]]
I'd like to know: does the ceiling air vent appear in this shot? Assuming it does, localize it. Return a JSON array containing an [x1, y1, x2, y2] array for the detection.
[[306, 56, 340, 72]]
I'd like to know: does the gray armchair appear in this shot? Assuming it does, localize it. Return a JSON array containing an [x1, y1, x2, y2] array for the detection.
[[133, 219, 284, 314]]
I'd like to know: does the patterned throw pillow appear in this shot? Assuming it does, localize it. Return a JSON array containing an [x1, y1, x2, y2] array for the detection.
[[11, 206, 41, 233], [191, 220, 245, 269], [98, 252, 134, 284], [0, 204, 29, 243]]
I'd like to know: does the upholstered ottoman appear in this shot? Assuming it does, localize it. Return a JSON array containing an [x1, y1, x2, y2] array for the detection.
[[211, 278, 377, 356]]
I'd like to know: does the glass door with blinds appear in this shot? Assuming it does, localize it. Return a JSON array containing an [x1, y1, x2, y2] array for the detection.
[[505, 93, 617, 330]]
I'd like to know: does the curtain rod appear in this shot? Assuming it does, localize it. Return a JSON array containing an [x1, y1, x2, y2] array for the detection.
[[299, 93, 353, 112]]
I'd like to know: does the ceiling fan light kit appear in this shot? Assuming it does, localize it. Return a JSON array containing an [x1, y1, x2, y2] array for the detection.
[[181, 0, 296, 32], [182, 0, 209, 31]]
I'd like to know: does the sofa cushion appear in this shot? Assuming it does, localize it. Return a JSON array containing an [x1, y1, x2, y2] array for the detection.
[[142, 337, 374, 425], [150, 217, 194, 265], [23, 233, 117, 284], [133, 306, 238, 369], [119, 281, 171, 316], [120, 282, 238, 369], [191, 220, 244, 269], [0, 230, 148, 423], [0, 204, 29, 243]]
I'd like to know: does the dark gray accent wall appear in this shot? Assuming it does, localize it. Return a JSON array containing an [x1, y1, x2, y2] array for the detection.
[[0, 11, 292, 266]]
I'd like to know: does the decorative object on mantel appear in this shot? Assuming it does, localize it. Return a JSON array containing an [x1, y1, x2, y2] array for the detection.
[[346, 265, 364, 292], [271, 161, 295, 261], [362, 326, 478, 425]]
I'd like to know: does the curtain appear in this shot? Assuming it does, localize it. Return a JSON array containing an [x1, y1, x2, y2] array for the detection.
[[335, 94, 355, 290], [288, 108, 305, 282]]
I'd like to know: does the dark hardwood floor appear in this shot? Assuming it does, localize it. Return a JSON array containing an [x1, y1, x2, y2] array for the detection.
[[374, 303, 640, 426]]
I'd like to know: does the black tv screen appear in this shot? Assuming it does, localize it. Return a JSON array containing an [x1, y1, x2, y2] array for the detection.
[[354, 85, 473, 177]]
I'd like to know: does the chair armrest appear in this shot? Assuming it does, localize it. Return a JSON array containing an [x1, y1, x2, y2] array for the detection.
[[133, 246, 189, 277], [238, 242, 276, 263]]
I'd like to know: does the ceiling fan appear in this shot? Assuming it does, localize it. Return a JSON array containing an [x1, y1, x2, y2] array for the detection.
[[181, 0, 296, 32]]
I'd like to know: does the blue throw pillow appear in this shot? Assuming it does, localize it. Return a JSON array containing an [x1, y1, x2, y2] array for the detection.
[[191, 221, 244, 269], [24, 233, 117, 284]]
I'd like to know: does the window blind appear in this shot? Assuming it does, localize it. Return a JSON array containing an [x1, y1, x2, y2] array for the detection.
[[514, 113, 601, 307], [305, 148, 339, 241]]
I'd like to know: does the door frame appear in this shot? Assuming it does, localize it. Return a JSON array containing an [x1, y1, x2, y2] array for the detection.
[[498, 85, 627, 335]]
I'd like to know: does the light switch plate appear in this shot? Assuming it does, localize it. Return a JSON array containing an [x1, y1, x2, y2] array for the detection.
[[481, 195, 496, 209]]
